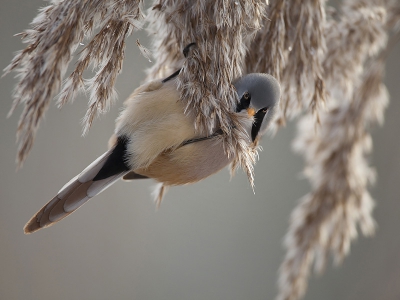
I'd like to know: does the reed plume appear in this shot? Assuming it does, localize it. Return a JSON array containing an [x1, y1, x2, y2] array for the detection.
[[5, 0, 400, 299]]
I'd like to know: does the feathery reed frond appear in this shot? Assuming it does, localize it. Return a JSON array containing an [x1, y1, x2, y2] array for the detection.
[[279, 0, 326, 124], [147, 0, 267, 187], [279, 54, 388, 300], [246, 0, 326, 127], [276, 2, 390, 299], [5, 0, 86, 165], [5, 0, 144, 165], [5, 1, 400, 299]]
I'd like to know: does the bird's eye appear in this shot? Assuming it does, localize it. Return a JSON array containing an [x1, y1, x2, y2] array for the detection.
[[262, 108, 268, 113], [236, 92, 252, 112]]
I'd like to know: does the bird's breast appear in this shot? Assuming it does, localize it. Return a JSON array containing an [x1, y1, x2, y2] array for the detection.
[[135, 137, 232, 186]]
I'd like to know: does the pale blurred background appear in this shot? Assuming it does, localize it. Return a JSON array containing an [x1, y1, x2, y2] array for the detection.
[[1, 1, 400, 300]]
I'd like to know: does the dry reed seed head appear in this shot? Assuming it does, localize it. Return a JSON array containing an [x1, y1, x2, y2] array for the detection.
[[245, 0, 287, 79], [4, 1, 396, 299], [6, 0, 87, 165], [351, 58, 389, 127], [278, 64, 389, 300], [291, 75, 385, 242], [6, 0, 145, 164], [245, 0, 326, 125], [81, 20, 132, 134], [68, 1, 145, 134], [386, 0, 400, 31], [146, 0, 267, 186], [323, 4, 387, 105], [279, 0, 327, 123], [245, 0, 288, 130], [58, 5, 144, 108], [276, 1, 391, 299], [145, 2, 188, 80], [136, 39, 152, 62]]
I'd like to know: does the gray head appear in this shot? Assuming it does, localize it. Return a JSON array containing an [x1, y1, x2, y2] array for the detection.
[[234, 73, 281, 142]]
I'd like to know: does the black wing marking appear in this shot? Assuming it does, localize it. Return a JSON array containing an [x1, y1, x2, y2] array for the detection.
[[161, 43, 196, 83], [180, 129, 223, 147], [122, 172, 148, 181], [162, 69, 181, 83], [93, 136, 131, 181]]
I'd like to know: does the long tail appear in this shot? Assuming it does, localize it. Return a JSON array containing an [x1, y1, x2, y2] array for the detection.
[[24, 137, 132, 234]]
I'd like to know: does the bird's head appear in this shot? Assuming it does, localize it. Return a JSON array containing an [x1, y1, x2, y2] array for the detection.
[[234, 73, 281, 143]]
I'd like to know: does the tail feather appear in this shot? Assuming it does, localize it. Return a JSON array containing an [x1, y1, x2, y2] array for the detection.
[[24, 149, 128, 234]]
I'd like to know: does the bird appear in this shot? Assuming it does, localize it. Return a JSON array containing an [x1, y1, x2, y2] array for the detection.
[[23, 46, 281, 234]]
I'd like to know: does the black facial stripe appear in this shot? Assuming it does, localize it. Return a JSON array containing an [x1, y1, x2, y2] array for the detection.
[[251, 108, 268, 141], [236, 92, 251, 112]]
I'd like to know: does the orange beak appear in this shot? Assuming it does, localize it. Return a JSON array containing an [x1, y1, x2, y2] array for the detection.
[[247, 107, 256, 116]]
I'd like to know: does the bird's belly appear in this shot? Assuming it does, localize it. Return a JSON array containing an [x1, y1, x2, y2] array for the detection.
[[135, 138, 231, 185]]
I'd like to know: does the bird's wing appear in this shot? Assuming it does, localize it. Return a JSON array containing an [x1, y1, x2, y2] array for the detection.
[[116, 80, 198, 170]]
